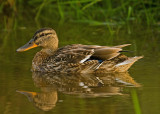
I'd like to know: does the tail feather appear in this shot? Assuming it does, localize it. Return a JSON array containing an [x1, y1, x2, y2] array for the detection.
[[95, 56, 143, 73], [113, 44, 131, 48], [115, 56, 143, 72]]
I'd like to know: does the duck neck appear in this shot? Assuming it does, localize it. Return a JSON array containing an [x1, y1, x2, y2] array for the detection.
[[41, 41, 58, 55], [32, 45, 58, 72], [41, 46, 58, 55]]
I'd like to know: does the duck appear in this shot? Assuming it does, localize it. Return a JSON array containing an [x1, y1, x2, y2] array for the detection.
[[16, 28, 143, 73]]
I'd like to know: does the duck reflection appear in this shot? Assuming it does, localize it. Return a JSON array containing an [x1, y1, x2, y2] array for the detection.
[[17, 72, 140, 111], [17, 86, 57, 111]]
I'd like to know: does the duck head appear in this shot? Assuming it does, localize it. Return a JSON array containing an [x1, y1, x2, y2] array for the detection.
[[16, 28, 59, 54]]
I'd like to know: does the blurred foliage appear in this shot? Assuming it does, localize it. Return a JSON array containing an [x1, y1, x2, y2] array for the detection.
[[0, 0, 160, 30]]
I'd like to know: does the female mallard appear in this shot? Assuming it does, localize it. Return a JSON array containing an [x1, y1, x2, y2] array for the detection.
[[16, 28, 143, 73]]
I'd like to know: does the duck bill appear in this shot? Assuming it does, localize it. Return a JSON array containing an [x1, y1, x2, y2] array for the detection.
[[16, 39, 38, 52]]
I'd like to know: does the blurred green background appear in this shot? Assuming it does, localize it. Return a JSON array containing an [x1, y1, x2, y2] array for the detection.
[[1, 0, 160, 30]]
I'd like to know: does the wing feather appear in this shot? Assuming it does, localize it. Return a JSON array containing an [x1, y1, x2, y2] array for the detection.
[[53, 45, 94, 63], [52, 44, 131, 64]]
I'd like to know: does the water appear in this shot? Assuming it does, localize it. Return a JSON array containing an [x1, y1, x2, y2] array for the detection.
[[0, 23, 160, 114]]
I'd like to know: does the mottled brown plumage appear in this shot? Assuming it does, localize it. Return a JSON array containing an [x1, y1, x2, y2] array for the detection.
[[16, 28, 143, 73]]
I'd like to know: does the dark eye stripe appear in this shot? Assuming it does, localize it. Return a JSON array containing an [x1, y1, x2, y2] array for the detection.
[[39, 33, 52, 37], [46, 33, 53, 35], [34, 32, 53, 41], [39, 33, 44, 37]]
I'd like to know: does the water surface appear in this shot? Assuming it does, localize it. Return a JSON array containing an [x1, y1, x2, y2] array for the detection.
[[0, 24, 160, 114]]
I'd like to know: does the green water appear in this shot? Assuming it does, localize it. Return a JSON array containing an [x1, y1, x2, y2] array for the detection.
[[0, 23, 160, 114]]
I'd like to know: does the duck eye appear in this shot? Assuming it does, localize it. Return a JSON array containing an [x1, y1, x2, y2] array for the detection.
[[40, 33, 45, 37]]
